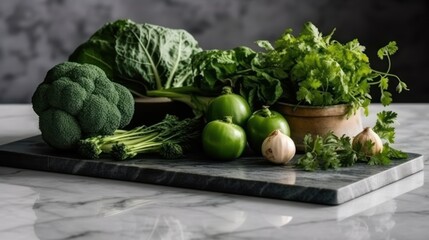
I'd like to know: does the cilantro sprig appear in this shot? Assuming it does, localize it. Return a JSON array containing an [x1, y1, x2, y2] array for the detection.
[[372, 110, 407, 159], [296, 110, 407, 171], [297, 133, 357, 171], [371, 42, 409, 106]]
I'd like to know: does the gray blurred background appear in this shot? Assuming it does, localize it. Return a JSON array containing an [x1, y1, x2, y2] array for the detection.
[[0, 0, 427, 103]]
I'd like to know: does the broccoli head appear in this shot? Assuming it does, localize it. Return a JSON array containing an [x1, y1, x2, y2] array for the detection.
[[32, 62, 135, 150]]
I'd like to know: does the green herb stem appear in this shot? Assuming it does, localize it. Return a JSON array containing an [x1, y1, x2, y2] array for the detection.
[[370, 70, 402, 82]]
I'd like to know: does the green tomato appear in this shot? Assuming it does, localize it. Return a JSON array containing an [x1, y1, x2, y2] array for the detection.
[[202, 117, 247, 160], [206, 87, 251, 127], [246, 106, 290, 154]]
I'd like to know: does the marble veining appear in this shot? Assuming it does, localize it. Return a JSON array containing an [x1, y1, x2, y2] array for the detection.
[[0, 104, 428, 240]]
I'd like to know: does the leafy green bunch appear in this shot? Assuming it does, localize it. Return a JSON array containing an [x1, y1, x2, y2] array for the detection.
[[190, 46, 286, 109], [259, 22, 408, 115], [146, 45, 287, 115], [296, 110, 407, 171]]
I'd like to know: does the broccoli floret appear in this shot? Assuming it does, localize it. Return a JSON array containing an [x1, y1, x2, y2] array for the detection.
[[159, 142, 184, 159], [77, 137, 103, 159], [32, 62, 135, 150], [111, 143, 136, 161]]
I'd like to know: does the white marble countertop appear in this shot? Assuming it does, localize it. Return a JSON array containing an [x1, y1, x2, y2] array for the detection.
[[0, 104, 428, 240]]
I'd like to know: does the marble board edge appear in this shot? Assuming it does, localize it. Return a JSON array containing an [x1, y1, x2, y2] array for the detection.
[[0, 148, 341, 205], [335, 154, 424, 204]]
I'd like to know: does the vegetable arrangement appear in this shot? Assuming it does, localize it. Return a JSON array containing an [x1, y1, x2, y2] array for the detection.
[[31, 19, 409, 170], [145, 22, 407, 118]]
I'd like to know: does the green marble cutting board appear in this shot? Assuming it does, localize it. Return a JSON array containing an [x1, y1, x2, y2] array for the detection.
[[0, 136, 424, 205]]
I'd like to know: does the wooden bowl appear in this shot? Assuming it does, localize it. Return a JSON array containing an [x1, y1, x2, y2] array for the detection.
[[273, 102, 363, 151]]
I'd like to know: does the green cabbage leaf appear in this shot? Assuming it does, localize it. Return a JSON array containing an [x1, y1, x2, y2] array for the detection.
[[69, 19, 201, 95]]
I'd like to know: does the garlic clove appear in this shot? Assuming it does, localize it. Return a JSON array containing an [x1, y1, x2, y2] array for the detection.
[[262, 129, 296, 164], [352, 127, 383, 156]]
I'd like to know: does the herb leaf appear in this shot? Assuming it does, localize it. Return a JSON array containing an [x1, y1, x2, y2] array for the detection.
[[377, 41, 398, 59], [373, 110, 397, 143]]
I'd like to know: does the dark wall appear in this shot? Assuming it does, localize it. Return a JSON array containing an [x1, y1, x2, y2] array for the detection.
[[0, 0, 427, 103]]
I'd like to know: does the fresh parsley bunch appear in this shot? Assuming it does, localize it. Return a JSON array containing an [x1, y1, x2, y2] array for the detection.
[[259, 22, 408, 115], [296, 110, 407, 171]]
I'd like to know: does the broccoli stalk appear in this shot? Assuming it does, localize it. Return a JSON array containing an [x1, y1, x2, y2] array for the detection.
[[111, 134, 184, 160], [146, 86, 215, 117], [78, 115, 203, 160], [77, 126, 152, 159]]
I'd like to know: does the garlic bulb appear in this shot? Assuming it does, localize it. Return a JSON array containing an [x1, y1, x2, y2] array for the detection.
[[261, 129, 296, 164], [352, 127, 383, 156]]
